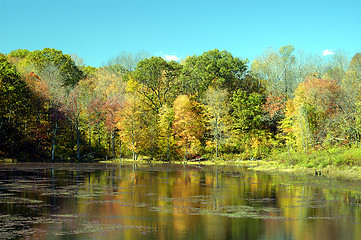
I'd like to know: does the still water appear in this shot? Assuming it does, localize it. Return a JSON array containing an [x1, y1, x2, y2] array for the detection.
[[0, 163, 361, 240]]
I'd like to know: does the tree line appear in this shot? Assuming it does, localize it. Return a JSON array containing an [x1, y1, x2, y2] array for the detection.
[[0, 46, 360, 162]]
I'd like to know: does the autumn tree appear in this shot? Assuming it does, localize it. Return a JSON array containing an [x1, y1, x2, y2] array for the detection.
[[129, 57, 182, 159], [22, 72, 51, 156], [173, 95, 205, 161], [251, 45, 298, 142], [117, 92, 144, 161], [60, 85, 89, 160], [282, 76, 342, 151], [102, 95, 124, 159], [91, 68, 126, 158]]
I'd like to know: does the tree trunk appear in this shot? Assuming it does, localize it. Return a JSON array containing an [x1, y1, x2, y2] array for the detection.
[[183, 147, 188, 164], [111, 130, 115, 160], [51, 120, 58, 162], [131, 126, 136, 161], [150, 146, 154, 161], [97, 122, 101, 147], [215, 118, 219, 158], [119, 139, 122, 163], [0, 122, 3, 147], [132, 144, 136, 161], [35, 114, 40, 154], [88, 122, 92, 153], [132, 149, 136, 161], [166, 135, 170, 162], [76, 119, 80, 160]]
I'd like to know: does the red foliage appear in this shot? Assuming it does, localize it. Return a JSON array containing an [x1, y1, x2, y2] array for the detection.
[[102, 96, 123, 132], [263, 92, 286, 118], [87, 95, 104, 125]]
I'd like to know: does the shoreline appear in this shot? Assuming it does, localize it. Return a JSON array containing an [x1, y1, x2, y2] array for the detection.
[[104, 158, 361, 182], [2, 157, 361, 182]]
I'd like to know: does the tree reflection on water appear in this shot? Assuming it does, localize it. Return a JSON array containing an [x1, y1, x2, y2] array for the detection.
[[0, 163, 360, 239]]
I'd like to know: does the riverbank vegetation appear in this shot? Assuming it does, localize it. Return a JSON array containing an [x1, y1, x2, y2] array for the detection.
[[1, 46, 361, 172]]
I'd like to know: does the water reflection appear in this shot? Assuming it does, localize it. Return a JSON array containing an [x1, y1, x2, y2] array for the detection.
[[0, 163, 361, 239]]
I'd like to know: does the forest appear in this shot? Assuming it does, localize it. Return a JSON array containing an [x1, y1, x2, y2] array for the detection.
[[1, 46, 361, 163]]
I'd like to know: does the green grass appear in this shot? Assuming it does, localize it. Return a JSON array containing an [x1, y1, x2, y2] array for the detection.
[[267, 147, 361, 168], [249, 146, 361, 181]]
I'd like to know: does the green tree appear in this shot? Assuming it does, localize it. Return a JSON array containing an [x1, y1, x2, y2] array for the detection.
[[25, 48, 83, 86], [133, 56, 182, 113], [158, 104, 175, 161], [8, 49, 30, 58], [181, 49, 247, 97], [0, 54, 31, 157], [229, 90, 271, 158]]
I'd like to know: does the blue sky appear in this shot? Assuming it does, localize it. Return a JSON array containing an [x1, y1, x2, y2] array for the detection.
[[1, 0, 360, 67]]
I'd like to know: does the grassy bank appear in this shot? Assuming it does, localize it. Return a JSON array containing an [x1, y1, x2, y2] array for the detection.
[[258, 147, 361, 181], [96, 148, 361, 181], [122, 147, 361, 181], [188, 147, 361, 181]]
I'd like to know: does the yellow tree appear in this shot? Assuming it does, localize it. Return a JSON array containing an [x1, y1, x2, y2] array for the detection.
[[116, 77, 146, 161], [117, 92, 143, 161], [173, 95, 205, 161], [203, 87, 228, 157]]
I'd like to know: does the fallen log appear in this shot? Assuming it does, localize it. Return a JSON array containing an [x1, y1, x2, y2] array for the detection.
[[188, 157, 208, 162]]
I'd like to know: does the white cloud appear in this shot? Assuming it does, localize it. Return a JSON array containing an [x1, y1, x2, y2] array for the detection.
[[162, 54, 180, 62], [322, 49, 335, 56]]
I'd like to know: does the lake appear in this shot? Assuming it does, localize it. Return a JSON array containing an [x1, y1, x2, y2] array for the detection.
[[0, 163, 360, 239]]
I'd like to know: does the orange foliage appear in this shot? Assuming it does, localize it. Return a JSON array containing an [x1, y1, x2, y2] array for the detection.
[[263, 92, 286, 118], [23, 72, 50, 100], [295, 76, 341, 116]]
